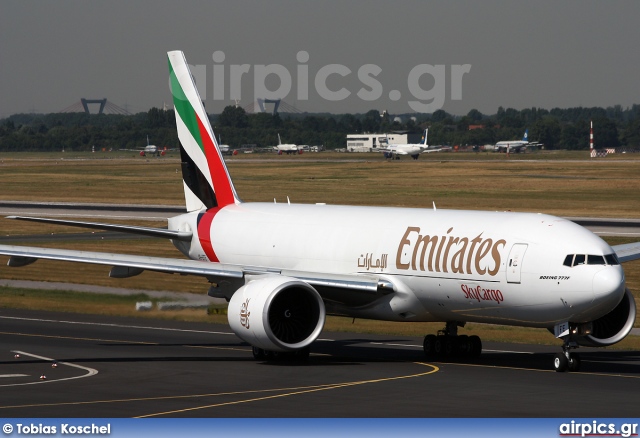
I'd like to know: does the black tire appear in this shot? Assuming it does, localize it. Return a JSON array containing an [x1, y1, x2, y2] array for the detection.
[[434, 335, 445, 356], [568, 353, 581, 372], [423, 334, 437, 358], [252, 346, 265, 360], [444, 337, 457, 357], [293, 347, 311, 362], [457, 335, 470, 356], [469, 335, 482, 358], [554, 352, 569, 372]]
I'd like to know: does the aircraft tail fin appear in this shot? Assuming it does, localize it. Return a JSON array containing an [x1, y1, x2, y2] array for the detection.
[[167, 50, 241, 212], [423, 129, 429, 146], [278, 133, 282, 145], [523, 129, 529, 142]]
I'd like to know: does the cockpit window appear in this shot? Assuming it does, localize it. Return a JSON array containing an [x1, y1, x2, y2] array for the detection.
[[587, 255, 606, 265], [605, 254, 620, 265], [563, 253, 620, 267], [563, 254, 574, 267]]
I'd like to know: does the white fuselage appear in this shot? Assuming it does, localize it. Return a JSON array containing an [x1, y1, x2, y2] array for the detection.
[[495, 140, 528, 151], [385, 144, 425, 155], [169, 204, 625, 328], [276, 144, 298, 152]]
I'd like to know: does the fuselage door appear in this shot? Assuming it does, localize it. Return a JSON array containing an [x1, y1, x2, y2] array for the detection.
[[506, 243, 528, 284]]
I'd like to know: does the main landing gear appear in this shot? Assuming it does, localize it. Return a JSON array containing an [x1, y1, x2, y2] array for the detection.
[[553, 339, 581, 372], [252, 346, 311, 362], [423, 321, 482, 359]]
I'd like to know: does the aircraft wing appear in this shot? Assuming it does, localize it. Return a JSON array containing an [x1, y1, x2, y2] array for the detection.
[[0, 244, 243, 278], [377, 148, 408, 155], [612, 242, 640, 263], [420, 147, 446, 154], [0, 245, 394, 304]]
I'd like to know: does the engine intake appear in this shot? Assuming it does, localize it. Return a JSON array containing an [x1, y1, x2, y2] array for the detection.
[[228, 275, 326, 352], [574, 288, 636, 347]]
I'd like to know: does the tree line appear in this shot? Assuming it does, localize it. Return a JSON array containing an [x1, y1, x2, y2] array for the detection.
[[2, 104, 640, 152]]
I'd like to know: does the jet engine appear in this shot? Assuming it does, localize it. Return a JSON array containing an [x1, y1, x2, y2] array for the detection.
[[573, 288, 637, 347], [228, 276, 326, 352]]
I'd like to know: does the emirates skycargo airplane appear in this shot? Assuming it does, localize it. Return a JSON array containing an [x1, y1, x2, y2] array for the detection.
[[1, 51, 639, 372]]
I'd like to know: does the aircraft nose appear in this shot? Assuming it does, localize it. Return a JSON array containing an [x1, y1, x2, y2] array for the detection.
[[592, 266, 625, 300]]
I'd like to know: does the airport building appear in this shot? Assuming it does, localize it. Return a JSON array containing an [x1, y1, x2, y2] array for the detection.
[[346, 133, 412, 152]]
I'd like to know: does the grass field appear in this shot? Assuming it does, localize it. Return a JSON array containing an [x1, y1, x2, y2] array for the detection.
[[1, 150, 639, 217], [0, 151, 639, 346]]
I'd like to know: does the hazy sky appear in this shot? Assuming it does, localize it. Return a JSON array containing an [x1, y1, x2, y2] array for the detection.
[[1, 0, 639, 117]]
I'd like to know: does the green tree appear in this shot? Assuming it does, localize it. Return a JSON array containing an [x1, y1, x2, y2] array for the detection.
[[362, 110, 381, 133], [218, 106, 248, 129], [431, 109, 449, 123], [593, 117, 619, 148], [532, 117, 561, 149], [467, 109, 483, 122]]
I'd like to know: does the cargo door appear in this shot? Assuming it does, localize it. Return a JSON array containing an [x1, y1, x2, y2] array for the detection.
[[506, 243, 528, 284]]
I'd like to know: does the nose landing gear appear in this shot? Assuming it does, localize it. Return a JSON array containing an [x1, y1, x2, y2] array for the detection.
[[554, 340, 581, 372]]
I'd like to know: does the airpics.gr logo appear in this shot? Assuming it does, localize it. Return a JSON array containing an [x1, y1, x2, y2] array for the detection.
[[559, 420, 638, 438], [181, 50, 471, 113]]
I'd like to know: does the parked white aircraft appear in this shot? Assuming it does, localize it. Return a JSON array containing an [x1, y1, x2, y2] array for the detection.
[[275, 134, 301, 155], [121, 136, 167, 157], [217, 136, 237, 156], [1, 51, 639, 372], [379, 129, 445, 160], [495, 129, 533, 153]]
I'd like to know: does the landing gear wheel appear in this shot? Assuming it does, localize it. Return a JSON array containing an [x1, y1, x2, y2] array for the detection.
[[423, 334, 437, 358], [469, 335, 482, 358], [568, 353, 581, 372], [457, 335, 470, 356], [554, 352, 569, 372], [434, 335, 445, 355], [252, 346, 265, 360], [443, 337, 457, 357], [262, 350, 279, 361], [292, 347, 311, 362]]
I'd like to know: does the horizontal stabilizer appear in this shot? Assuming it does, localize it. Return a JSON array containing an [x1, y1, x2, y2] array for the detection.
[[6, 216, 192, 242]]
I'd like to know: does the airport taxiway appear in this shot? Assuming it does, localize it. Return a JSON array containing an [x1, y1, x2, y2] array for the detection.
[[0, 309, 638, 418]]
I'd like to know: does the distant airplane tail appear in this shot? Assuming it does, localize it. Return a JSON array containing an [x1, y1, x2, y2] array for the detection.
[[278, 133, 282, 145], [167, 50, 241, 212], [422, 129, 429, 146], [523, 129, 529, 142]]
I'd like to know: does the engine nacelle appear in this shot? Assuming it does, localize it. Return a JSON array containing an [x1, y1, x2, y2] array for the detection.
[[573, 288, 636, 347], [228, 275, 326, 352]]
